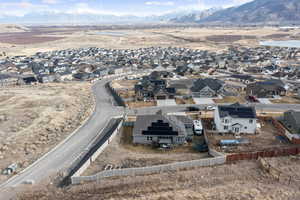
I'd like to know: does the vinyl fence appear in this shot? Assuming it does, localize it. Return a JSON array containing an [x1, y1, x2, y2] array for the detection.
[[60, 118, 123, 186], [71, 149, 226, 184]]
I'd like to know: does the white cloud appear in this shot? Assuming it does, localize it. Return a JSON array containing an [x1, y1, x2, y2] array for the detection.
[[145, 1, 175, 6], [42, 0, 58, 4]]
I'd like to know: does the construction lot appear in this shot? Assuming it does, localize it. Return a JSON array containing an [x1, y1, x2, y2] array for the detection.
[[82, 123, 210, 176], [20, 156, 300, 200], [0, 82, 94, 183]]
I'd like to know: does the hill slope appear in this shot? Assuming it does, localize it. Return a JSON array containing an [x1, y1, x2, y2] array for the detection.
[[170, 8, 221, 23], [200, 0, 300, 25]]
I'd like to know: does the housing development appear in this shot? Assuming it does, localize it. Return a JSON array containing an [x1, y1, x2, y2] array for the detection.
[[0, 0, 300, 199]]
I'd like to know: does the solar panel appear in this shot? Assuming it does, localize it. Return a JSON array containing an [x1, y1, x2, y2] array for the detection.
[[142, 130, 178, 136], [148, 126, 173, 131]]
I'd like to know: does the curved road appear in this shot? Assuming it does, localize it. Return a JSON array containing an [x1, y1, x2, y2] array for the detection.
[[0, 79, 122, 196], [1, 76, 300, 198]]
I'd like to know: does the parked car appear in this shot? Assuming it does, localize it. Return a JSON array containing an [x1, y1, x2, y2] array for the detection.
[[206, 106, 216, 111], [246, 95, 259, 102]]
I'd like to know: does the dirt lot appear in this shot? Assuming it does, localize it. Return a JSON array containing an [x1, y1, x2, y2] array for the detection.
[[0, 82, 94, 183], [126, 101, 156, 108], [111, 80, 138, 90], [175, 97, 195, 105], [83, 125, 209, 176], [214, 96, 246, 104], [205, 118, 298, 154], [1, 26, 300, 56], [270, 96, 300, 104], [0, 32, 65, 45], [19, 156, 300, 200]]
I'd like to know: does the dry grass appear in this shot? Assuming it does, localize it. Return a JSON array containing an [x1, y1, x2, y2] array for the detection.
[[206, 118, 296, 154], [214, 96, 246, 104], [270, 96, 300, 104], [2, 26, 300, 56], [0, 83, 94, 183], [117, 90, 135, 99], [126, 101, 156, 108], [18, 156, 300, 200], [175, 98, 195, 105], [111, 80, 138, 90]]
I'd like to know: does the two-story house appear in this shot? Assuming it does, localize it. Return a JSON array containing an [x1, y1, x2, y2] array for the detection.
[[214, 103, 257, 134]]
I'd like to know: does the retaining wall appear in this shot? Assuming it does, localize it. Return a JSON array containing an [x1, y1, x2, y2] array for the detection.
[[72, 119, 123, 178], [105, 82, 126, 107]]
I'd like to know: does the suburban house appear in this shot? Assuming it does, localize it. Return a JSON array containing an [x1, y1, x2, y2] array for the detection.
[[214, 103, 257, 134], [246, 80, 286, 98], [37, 74, 58, 83], [135, 78, 176, 100], [133, 114, 189, 145], [168, 79, 194, 95], [282, 110, 300, 134], [230, 74, 255, 84], [191, 78, 224, 97], [0, 74, 18, 86], [20, 75, 38, 85]]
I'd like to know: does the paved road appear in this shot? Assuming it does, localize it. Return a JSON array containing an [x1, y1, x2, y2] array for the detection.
[[1, 75, 300, 198], [133, 103, 300, 115], [0, 79, 122, 197]]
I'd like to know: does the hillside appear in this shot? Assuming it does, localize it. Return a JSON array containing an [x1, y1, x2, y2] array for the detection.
[[200, 0, 300, 25], [0, 24, 28, 33], [169, 8, 221, 23]]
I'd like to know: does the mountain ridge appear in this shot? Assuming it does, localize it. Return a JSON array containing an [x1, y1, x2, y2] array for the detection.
[[198, 0, 300, 25]]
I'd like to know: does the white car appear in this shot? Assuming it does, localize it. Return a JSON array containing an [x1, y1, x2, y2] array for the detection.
[[206, 106, 216, 111]]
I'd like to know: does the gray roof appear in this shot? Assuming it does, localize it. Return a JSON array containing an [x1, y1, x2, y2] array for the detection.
[[218, 103, 256, 119], [191, 78, 223, 92], [168, 79, 194, 89], [133, 114, 187, 137]]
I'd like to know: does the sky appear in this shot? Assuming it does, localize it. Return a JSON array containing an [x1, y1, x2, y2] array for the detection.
[[0, 0, 254, 17]]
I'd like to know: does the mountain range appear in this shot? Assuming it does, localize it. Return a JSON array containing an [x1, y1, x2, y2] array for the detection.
[[0, 9, 222, 25], [0, 0, 299, 25], [198, 0, 300, 25]]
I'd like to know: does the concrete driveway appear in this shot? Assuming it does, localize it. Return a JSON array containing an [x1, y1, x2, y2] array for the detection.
[[258, 98, 272, 104], [157, 99, 177, 107], [193, 98, 214, 104]]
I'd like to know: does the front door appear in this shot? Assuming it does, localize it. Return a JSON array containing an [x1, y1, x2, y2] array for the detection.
[[234, 127, 240, 133]]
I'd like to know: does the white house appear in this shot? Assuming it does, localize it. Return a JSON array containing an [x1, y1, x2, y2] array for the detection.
[[214, 103, 257, 134]]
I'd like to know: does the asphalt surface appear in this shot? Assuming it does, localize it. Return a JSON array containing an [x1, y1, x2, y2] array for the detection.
[[1, 76, 300, 198], [0, 78, 122, 198], [133, 103, 300, 115]]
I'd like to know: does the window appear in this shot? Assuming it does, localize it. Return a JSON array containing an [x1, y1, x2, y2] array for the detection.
[[224, 126, 228, 130], [249, 119, 253, 124], [225, 119, 229, 124], [245, 127, 247, 129]]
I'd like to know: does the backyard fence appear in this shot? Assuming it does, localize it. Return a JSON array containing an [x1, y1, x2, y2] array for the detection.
[[226, 146, 300, 162], [71, 149, 226, 184]]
